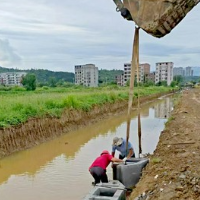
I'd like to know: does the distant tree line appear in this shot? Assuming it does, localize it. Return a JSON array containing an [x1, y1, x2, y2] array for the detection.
[[98, 69, 123, 85], [1, 66, 199, 91], [0, 66, 125, 89], [0, 66, 74, 85]]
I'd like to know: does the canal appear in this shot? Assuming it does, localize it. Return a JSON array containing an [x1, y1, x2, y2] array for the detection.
[[0, 94, 176, 200]]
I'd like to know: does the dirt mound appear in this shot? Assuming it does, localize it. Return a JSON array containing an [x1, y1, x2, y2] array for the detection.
[[130, 88, 200, 200]]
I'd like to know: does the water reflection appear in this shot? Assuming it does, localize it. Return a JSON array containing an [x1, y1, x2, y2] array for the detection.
[[155, 97, 173, 119], [137, 112, 142, 155], [0, 95, 175, 200]]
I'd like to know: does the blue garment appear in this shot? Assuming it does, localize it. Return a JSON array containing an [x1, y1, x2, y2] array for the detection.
[[112, 138, 134, 157]]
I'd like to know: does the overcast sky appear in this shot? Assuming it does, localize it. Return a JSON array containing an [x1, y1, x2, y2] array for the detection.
[[0, 0, 199, 72]]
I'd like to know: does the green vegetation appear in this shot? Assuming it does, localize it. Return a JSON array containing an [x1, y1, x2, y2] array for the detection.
[[0, 86, 173, 128], [22, 73, 36, 91], [98, 69, 123, 84], [155, 80, 168, 87], [165, 116, 175, 126], [0, 66, 75, 85], [173, 75, 200, 88], [151, 157, 162, 164], [0, 66, 124, 87]]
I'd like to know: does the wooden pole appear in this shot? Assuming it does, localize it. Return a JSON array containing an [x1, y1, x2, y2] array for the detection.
[[126, 27, 139, 156], [136, 28, 142, 157]]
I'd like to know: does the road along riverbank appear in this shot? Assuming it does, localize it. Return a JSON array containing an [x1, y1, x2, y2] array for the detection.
[[130, 88, 200, 200], [0, 91, 174, 159]]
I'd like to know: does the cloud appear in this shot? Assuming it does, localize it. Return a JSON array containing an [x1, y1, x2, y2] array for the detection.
[[0, 0, 199, 72], [0, 39, 21, 67], [140, 43, 200, 57], [0, 0, 133, 71]]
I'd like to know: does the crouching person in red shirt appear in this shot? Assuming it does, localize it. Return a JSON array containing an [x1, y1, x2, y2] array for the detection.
[[89, 150, 124, 185]]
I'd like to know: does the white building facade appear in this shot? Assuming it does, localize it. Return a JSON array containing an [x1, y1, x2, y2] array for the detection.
[[123, 63, 131, 86], [122, 63, 150, 86], [155, 62, 173, 86], [74, 64, 98, 87], [0, 72, 27, 86]]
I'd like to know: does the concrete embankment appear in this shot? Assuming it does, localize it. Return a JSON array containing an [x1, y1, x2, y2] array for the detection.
[[0, 92, 173, 159]]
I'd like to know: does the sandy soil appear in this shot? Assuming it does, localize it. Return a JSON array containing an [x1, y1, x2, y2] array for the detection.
[[129, 88, 200, 200]]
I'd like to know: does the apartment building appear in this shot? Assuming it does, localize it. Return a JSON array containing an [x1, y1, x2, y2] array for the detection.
[[122, 63, 150, 86], [74, 64, 98, 87], [155, 62, 173, 86], [123, 63, 131, 86], [0, 72, 27, 86], [146, 72, 155, 83], [185, 66, 193, 76], [173, 67, 185, 76], [139, 63, 150, 82], [115, 74, 124, 86]]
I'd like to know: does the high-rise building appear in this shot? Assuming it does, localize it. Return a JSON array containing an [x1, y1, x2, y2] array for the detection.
[[138, 63, 150, 82], [123, 63, 131, 86], [185, 67, 193, 76], [155, 62, 173, 86], [0, 72, 26, 86], [115, 74, 124, 86], [173, 67, 184, 76], [74, 64, 98, 87], [123, 63, 151, 86]]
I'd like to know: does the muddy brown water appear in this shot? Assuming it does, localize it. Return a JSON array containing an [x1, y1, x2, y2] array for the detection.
[[0, 94, 176, 200]]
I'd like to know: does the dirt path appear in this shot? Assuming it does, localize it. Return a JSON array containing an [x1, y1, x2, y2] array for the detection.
[[129, 88, 200, 200]]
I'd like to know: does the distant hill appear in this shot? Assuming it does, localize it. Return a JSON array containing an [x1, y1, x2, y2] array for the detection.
[[0, 66, 75, 83], [27, 69, 74, 83], [0, 67, 21, 73], [0, 66, 123, 85], [98, 69, 123, 84]]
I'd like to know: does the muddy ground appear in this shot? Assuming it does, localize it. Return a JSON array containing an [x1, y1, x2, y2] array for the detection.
[[129, 88, 200, 200]]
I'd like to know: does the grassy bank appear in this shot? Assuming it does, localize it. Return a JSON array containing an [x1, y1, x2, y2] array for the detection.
[[0, 86, 173, 128]]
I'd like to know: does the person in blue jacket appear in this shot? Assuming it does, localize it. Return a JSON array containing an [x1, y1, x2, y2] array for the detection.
[[112, 137, 135, 161]]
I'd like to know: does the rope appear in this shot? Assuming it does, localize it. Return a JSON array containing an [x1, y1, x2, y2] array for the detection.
[[126, 26, 140, 157]]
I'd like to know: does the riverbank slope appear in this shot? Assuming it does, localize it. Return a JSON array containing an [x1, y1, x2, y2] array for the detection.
[[0, 91, 172, 159], [130, 88, 200, 200]]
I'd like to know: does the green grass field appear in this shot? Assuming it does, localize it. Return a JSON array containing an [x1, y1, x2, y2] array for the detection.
[[0, 86, 173, 128]]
